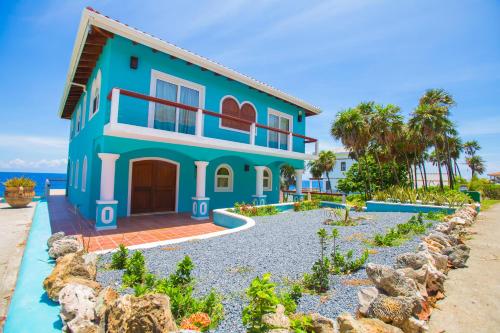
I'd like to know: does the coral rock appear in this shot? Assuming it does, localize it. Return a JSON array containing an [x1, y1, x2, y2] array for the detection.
[[365, 263, 420, 298], [357, 287, 379, 316], [367, 294, 418, 325], [59, 283, 97, 331], [48, 237, 83, 259], [310, 312, 337, 333], [262, 304, 290, 329], [47, 231, 65, 248], [443, 244, 470, 268]]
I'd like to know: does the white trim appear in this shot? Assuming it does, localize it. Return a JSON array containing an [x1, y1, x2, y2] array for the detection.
[[267, 108, 293, 150], [214, 163, 233, 192], [263, 167, 272, 191], [75, 104, 81, 135], [81, 92, 87, 129], [104, 122, 318, 160], [148, 69, 206, 129], [127, 157, 180, 216], [81, 156, 88, 192], [58, 8, 320, 119], [75, 160, 79, 189], [218, 95, 258, 135], [96, 200, 118, 204], [69, 161, 73, 187], [88, 69, 101, 121]]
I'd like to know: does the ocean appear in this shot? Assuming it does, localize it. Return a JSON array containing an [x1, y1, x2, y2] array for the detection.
[[0, 172, 67, 196]]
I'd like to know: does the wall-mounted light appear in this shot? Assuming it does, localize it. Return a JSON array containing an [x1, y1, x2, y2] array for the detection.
[[298, 110, 303, 122], [130, 56, 139, 69], [244, 164, 250, 172]]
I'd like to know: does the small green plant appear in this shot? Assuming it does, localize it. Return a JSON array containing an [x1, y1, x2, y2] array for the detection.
[[331, 249, 369, 274], [294, 200, 321, 211], [231, 202, 279, 217], [311, 193, 343, 202], [290, 313, 314, 333], [324, 207, 358, 226], [242, 273, 280, 332], [373, 213, 432, 246], [425, 210, 448, 221], [3, 177, 36, 187], [110, 244, 129, 269], [122, 250, 146, 287], [303, 228, 331, 293]]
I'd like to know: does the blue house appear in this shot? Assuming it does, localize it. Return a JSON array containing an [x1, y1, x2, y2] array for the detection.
[[59, 7, 320, 230]]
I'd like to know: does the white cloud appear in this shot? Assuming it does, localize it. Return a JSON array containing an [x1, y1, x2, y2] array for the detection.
[[0, 158, 67, 171]]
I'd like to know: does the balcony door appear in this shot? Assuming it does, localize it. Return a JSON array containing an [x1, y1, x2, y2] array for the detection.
[[130, 159, 177, 214], [268, 109, 292, 150], [149, 70, 205, 135]]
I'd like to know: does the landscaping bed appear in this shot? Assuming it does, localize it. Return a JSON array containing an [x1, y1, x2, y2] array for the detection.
[[97, 209, 437, 332]]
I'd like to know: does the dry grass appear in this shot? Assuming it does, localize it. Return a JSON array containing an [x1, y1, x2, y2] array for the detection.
[[161, 246, 181, 251], [342, 278, 373, 287], [344, 232, 368, 242]]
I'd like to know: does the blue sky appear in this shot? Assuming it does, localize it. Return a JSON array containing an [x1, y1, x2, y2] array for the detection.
[[0, 0, 499, 177]]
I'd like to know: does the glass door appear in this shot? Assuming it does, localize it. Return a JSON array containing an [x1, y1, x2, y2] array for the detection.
[[268, 112, 291, 150], [154, 80, 177, 132]]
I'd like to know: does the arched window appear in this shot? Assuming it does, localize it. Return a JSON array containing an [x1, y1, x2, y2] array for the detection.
[[75, 160, 79, 189], [220, 96, 256, 132], [76, 105, 81, 134], [89, 69, 101, 119], [263, 167, 272, 191], [81, 156, 87, 192], [215, 164, 233, 192]]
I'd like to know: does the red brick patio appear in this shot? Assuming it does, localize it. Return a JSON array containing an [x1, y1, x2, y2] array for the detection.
[[47, 195, 225, 252]]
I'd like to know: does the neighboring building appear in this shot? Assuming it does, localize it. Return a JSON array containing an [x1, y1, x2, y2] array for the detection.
[[303, 148, 354, 192], [59, 8, 320, 230], [488, 172, 500, 184]]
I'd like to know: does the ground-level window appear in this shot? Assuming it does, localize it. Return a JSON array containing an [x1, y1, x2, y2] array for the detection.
[[150, 70, 204, 135], [215, 164, 233, 192], [75, 160, 79, 189], [81, 156, 87, 192], [220, 96, 256, 132], [268, 109, 292, 150], [341, 161, 346, 171], [263, 167, 272, 191]]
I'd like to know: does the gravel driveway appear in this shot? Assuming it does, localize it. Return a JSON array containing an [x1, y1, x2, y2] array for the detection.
[[97, 209, 432, 332]]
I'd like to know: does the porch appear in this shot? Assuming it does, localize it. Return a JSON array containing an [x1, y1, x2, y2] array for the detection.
[[48, 195, 225, 252]]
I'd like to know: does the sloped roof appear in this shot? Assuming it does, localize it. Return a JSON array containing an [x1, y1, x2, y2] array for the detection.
[[58, 7, 322, 118]]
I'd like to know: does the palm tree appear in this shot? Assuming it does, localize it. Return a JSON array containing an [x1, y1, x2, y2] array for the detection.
[[280, 164, 295, 191], [331, 107, 371, 196], [466, 156, 485, 178], [409, 88, 456, 190], [308, 160, 324, 192], [463, 140, 481, 158], [317, 150, 336, 192], [448, 135, 463, 179]]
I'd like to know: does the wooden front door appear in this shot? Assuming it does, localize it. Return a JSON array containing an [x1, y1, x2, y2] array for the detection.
[[131, 160, 176, 214]]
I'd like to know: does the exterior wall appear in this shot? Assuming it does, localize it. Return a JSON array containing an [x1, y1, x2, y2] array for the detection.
[[328, 152, 355, 191], [104, 36, 306, 153]]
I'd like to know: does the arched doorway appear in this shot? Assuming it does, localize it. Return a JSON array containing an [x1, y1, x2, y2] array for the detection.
[[130, 159, 178, 214]]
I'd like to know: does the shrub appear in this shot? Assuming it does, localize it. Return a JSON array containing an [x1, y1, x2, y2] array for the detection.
[[373, 213, 432, 246], [373, 186, 471, 207], [483, 184, 500, 199], [242, 273, 280, 332], [311, 193, 342, 202], [290, 313, 314, 333], [231, 203, 279, 217], [122, 251, 146, 287], [3, 177, 36, 187], [303, 229, 331, 293], [294, 200, 321, 211], [331, 249, 369, 274], [111, 244, 129, 269], [425, 211, 448, 221]]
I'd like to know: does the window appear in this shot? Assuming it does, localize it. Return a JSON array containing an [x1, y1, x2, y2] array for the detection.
[[220, 96, 256, 132], [75, 160, 79, 189], [215, 164, 233, 192], [89, 69, 101, 119], [76, 105, 81, 134], [263, 167, 272, 191], [69, 161, 73, 187], [268, 109, 292, 150], [341, 161, 346, 172], [149, 70, 204, 135], [81, 156, 87, 192]]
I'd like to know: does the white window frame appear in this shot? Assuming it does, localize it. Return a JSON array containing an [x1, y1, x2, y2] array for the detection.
[[89, 69, 101, 121], [75, 160, 79, 189], [75, 105, 81, 135], [267, 108, 293, 150], [148, 69, 205, 130], [214, 163, 233, 192], [263, 167, 272, 191], [81, 156, 87, 192], [81, 93, 87, 129], [340, 161, 347, 172], [218, 95, 258, 135], [69, 161, 73, 187]]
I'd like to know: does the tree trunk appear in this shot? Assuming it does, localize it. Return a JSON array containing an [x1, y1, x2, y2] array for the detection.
[[414, 163, 418, 190], [391, 158, 400, 185], [363, 155, 373, 198], [434, 141, 444, 190], [422, 160, 429, 189], [355, 151, 370, 199], [325, 172, 332, 193], [455, 159, 462, 178], [374, 151, 384, 189]]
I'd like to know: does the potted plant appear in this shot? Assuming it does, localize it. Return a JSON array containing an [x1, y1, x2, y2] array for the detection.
[[3, 177, 36, 208]]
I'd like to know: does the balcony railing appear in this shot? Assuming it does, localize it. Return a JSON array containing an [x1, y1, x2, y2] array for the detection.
[[107, 88, 318, 155]]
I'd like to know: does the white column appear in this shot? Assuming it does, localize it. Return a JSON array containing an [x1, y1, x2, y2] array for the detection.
[[287, 133, 293, 151], [195, 161, 209, 198], [195, 108, 204, 137], [98, 153, 120, 201], [315, 140, 319, 155], [295, 169, 304, 195], [250, 123, 256, 145], [110, 88, 120, 124], [254, 166, 265, 197]]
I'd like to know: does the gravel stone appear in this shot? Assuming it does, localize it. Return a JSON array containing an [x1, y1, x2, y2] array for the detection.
[[97, 210, 434, 333]]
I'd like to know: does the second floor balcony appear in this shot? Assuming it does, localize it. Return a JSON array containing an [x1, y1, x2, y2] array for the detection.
[[105, 88, 319, 160]]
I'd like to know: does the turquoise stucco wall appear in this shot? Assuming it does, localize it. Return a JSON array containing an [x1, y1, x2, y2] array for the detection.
[[65, 35, 309, 221]]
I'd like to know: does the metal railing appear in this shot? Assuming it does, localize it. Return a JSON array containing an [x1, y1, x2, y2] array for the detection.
[[107, 88, 319, 155]]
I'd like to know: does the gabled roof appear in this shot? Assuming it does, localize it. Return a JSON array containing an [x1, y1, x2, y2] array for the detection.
[[58, 7, 322, 119]]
